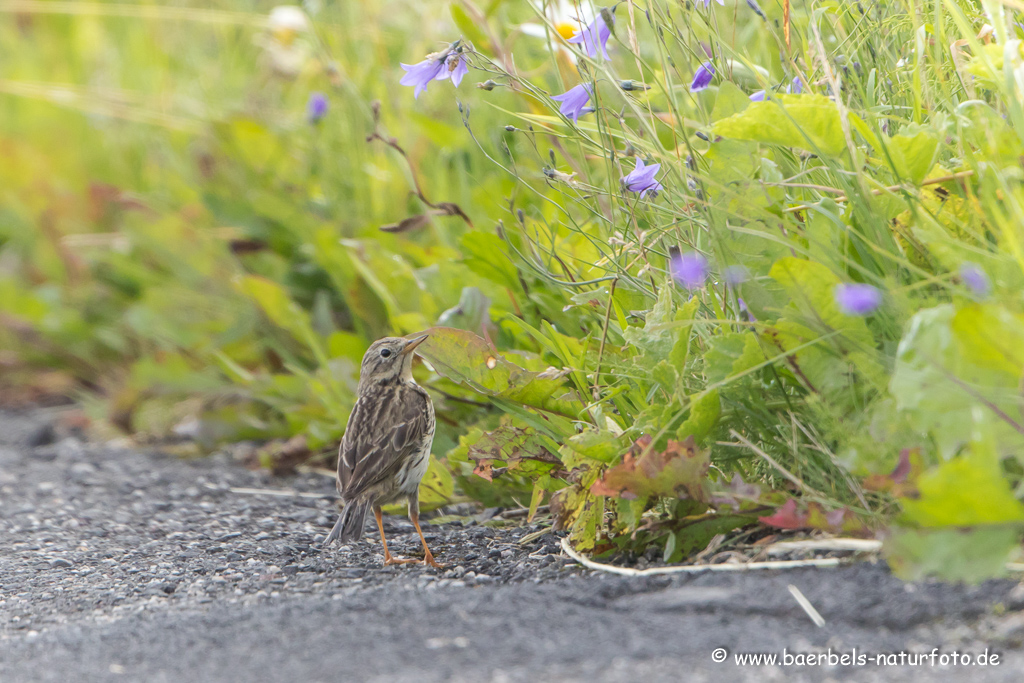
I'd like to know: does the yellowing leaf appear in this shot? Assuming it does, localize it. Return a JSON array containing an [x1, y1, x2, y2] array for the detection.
[[712, 94, 851, 156], [901, 442, 1024, 527]]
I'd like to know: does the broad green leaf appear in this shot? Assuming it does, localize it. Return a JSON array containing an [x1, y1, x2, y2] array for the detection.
[[466, 421, 562, 479], [885, 526, 1020, 583], [668, 513, 757, 562], [901, 440, 1024, 527], [566, 428, 625, 463], [0, 279, 48, 323], [677, 389, 721, 443], [711, 81, 751, 122], [669, 296, 700, 372], [951, 303, 1024, 376], [885, 128, 939, 184], [770, 258, 872, 347], [450, 3, 490, 54], [713, 94, 850, 156], [460, 232, 520, 291], [418, 326, 582, 416], [770, 258, 886, 396], [624, 285, 676, 369], [704, 332, 765, 384], [236, 275, 316, 344], [891, 304, 1024, 458], [436, 287, 491, 333]]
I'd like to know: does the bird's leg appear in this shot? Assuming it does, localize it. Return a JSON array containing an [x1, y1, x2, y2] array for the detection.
[[374, 506, 415, 565], [409, 498, 443, 569]]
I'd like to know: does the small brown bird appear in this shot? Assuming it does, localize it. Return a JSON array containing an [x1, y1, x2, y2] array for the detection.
[[325, 334, 440, 567]]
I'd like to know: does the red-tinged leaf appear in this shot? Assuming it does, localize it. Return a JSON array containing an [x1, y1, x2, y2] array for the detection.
[[380, 214, 431, 233], [590, 435, 710, 501], [863, 448, 924, 497], [473, 459, 494, 482], [758, 498, 805, 529], [759, 498, 871, 535]]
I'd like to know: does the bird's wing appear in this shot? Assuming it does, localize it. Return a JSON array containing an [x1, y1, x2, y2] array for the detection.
[[337, 388, 429, 498]]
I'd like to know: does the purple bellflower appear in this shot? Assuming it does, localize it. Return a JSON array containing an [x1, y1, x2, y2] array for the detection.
[[749, 90, 767, 102], [834, 283, 882, 316], [443, 53, 469, 88], [401, 43, 468, 98], [400, 57, 448, 98], [787, 77, 803, 94], [690, 61, 715, 92], [621, 158, 663, 198], [551, 83, 595, 123], [699, 0, 725, 7], [568, 6, 616, 60], [959, 262, 990, 298], [306, 92, 328, 124], [671, 252, 709, 289]]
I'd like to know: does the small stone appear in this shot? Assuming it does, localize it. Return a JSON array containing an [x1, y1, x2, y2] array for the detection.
[[25, 423, 56, 448], [49, 559, 73, 569]]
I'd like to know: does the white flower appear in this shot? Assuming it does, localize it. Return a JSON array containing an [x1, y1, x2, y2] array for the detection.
[[268, 6, 310, 45], [259, 6, 313, 78], [521, 0, 595, 44]]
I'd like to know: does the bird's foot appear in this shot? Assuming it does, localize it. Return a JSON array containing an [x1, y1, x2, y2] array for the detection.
[[383, 553, 418, 565], [422, 552, 444, 569]]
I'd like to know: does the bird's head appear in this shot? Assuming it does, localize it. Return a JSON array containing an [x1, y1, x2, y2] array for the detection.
[[357, 334, 428, 393]]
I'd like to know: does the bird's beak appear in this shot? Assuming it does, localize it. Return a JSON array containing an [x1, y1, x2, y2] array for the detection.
[[401, 334, 429, 356]]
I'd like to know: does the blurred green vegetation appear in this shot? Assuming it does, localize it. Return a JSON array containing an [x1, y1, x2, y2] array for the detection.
[[4, 0, 1024, 580]]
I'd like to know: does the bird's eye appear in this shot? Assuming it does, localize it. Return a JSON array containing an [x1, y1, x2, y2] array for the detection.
[[379, 348, 392, 358]]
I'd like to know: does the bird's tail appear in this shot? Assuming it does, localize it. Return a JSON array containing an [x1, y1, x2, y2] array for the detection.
[[325, 498, 373, 545]]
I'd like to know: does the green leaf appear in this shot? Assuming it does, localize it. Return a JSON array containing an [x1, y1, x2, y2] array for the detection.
[[769, 258, 886, 396], [418, 326, 582, 416], [670, 513, 757, 561], [624, 285, 676, 369], [704, 332, 765, 384], [901, 440, 1024, 527], [566, 428, 625, 464], [669, 296, 699, 372], [951, 303, 1024, 376], [677, 390, 721, 443], [712, 94, 850, 156], [891, 303, 1024, 458], [436, 287, 491, 333], [450, 3, 490, 54], [460, 232, 520, 291], [711, 81, 751, 122], [236, 275, 316, 344], [884, 527, 1020, 583], [885, 127, 939, 184]]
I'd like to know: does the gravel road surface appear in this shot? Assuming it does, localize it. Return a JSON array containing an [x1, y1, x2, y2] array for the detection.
[[2, 409, 1024, 682]]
